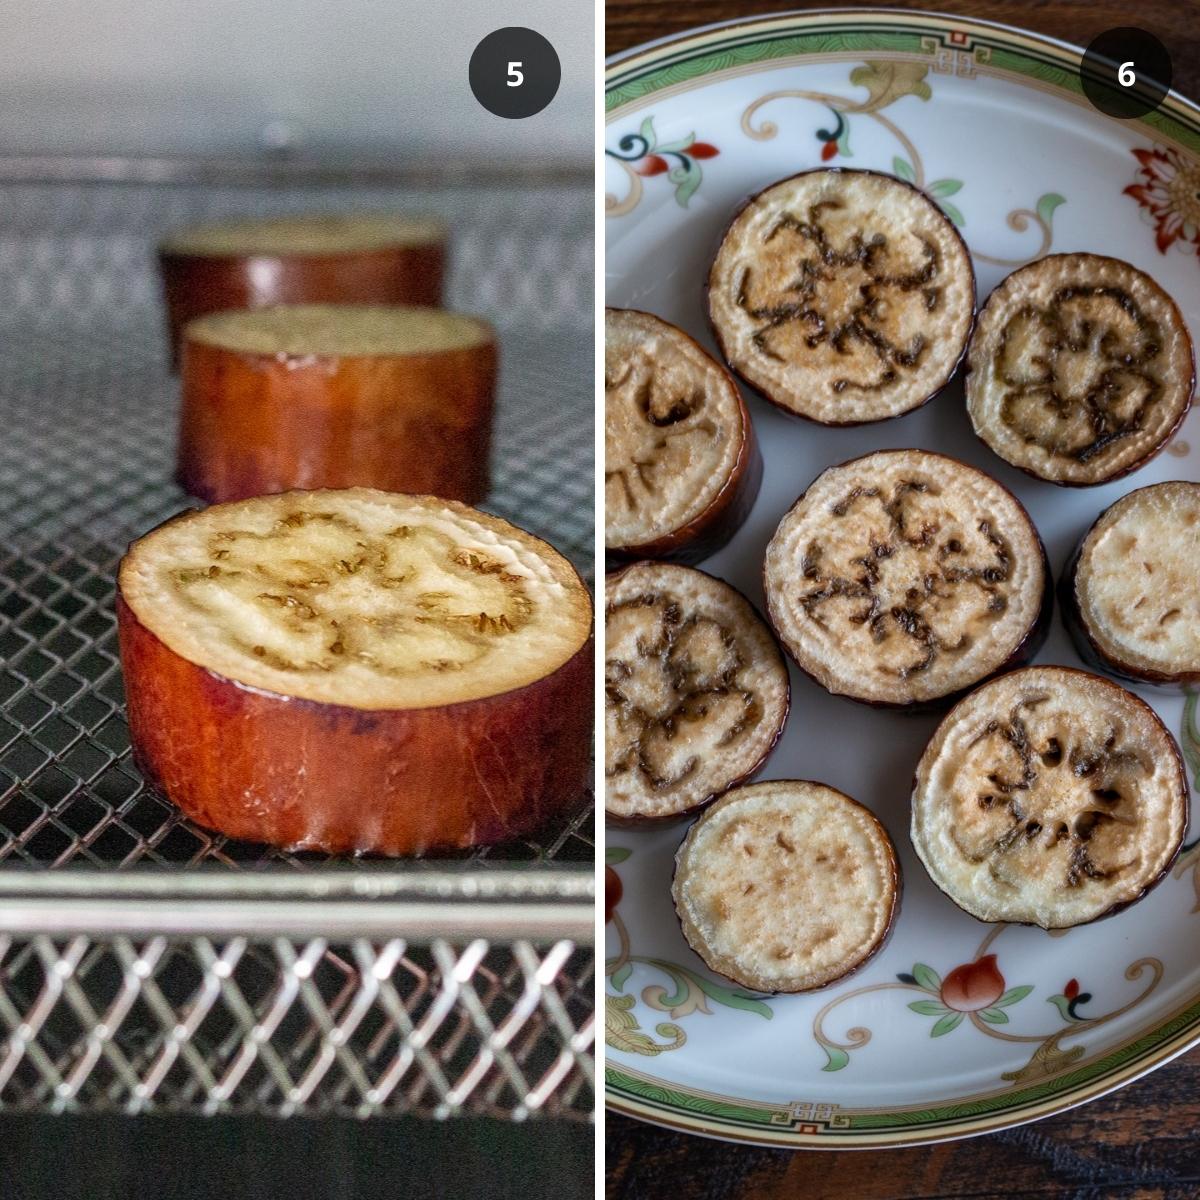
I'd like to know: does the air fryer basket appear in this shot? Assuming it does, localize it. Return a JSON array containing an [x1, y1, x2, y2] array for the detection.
[[0, 161, 595, 1118]]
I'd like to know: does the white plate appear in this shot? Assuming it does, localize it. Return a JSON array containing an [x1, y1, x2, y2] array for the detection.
[[605, 9, 1200, 1147]]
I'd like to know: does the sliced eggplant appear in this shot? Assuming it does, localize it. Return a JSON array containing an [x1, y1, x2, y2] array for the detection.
[[764, 449, 1049, 708], [605, 308, 760, 564], [1063, 481, 1200, 688], [911, 666, 1187, 929], [158, 212, 445, 368], [672, 780, 900, 993], [706, 168, 975, 425], [117, 488, 593, 856], [966, 253, 1194, 485], [604, 562, 789, 822], [179, 305, 496, 504]]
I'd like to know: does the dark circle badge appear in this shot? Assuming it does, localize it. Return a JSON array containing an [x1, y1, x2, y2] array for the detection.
[[1080, 28, 1172, 120], [469, 27, 561, 119]]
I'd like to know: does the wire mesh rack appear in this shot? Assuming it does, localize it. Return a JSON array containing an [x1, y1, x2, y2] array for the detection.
[[0, 159, 595, 1118]]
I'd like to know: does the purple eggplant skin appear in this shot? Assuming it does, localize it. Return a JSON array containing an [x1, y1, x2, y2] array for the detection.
[[602, 561, 790, 827], [910, 664, 1188, 930], [704, 166, 978, 428], [671, 780, 903, 994], [605, 310, 763, 569], [761, 448, 1054, 714], [1060, 520, 1200, 692]]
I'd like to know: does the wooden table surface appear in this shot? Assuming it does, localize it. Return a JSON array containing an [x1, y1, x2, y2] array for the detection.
[[608, 1052, 1200, 1197], [604, 2, 1200, 1196]]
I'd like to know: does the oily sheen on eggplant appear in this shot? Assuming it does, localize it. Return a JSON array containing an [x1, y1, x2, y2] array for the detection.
[[1063, 481, 1200, 689], [116, 489, 593, 856], [158, 212, 445, 367], [672, 781, 900, 993], [707, 168, 975, 425], [179, 305, 496, 504], [911, 666, 1187, 929], [764, 450, 1049, 708], [605, 562, 789, 822], [966, 253, 1194, 485], [605, 308, 761, 564]]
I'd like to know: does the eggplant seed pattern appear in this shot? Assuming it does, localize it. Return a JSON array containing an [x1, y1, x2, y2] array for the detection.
[[798, 480, 1012, 680], [994, 287, 1165, 464], [605, 355, 717, 519], [171, 510, 532, 675], [736, 199, 943, 394], [605, 592, 759, 790], [953, 693, 1149, 891]]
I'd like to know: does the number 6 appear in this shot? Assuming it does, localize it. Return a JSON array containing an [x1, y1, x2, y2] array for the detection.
[[507, 61, 524, 87], [1119, 61, 1136, 87]]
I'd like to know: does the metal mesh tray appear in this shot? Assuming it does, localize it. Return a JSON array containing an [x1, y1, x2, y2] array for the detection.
[[0, 161, 595, 1118]]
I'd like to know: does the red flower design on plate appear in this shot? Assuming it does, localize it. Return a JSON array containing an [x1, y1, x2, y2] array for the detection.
[[635, 154, 669, 177], [1124, 146, 1200, 257], [939, 954, 1006, 1012], [1065, 978, 1080, 1001]]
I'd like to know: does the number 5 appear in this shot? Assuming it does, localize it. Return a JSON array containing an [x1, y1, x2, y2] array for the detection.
[[1119, 61, 1136, 87], [507, 61, 524, 87]]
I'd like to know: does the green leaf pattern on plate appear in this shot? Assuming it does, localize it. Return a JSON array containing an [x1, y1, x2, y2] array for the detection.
[[911, 962, 942, 993], [1036, 192, 1067, 226], [1182, 692, 1200, 792]]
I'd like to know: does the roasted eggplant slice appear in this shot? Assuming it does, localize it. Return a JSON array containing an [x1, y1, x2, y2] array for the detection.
[[605, 308, 760, 564], [604, 562, 789, 822], [764, 449, 1049, 708], [911, 666, 1187, 928], [179, 305, 496, 504], [117, 489, 593, 856], [966, 253, 1194, 485], [673, 780, 900, 993], [158, 212, 445, 367], [1063, 481, 1200, 688], [707, 168, 975, 425]]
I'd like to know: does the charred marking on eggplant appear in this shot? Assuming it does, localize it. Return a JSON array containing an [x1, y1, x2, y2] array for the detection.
[[735, 200, 942, 393], [798, 480, 1013, 678], [993, 287, 1168, 465]]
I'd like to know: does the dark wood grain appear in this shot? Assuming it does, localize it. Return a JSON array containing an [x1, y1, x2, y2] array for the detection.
[[604, 1, 1200, 1192], [606, 0, 1200, 103], [608, 1048, 1200, 1199]]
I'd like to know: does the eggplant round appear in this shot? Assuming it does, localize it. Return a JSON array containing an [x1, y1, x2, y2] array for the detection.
[[672, 780, 900, 993], [604, 562, 789, 823], [764, 449, 1050, 709], [158, 212, 445, 368], [1062, 481, 1200, 689], [605, 308, 760, 565], [911, 666, 1187, 929], [965, 253, 1194, 486], [117, 488, 593, 856], [178, 305, 496, 504], [706, 168, 976, 425]]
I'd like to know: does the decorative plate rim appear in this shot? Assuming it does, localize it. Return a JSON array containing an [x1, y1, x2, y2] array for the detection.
[[605, 7, 1200, 159], [603, 7, 1200, 1148]]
